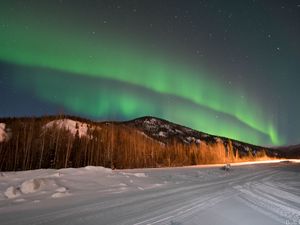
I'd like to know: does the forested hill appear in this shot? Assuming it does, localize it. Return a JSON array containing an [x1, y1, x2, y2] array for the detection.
[[0, 115, 290, 171]]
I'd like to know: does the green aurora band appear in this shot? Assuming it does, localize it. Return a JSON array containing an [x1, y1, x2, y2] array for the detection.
[[0, 7, 282, 145], [14, 71, 270, 145]]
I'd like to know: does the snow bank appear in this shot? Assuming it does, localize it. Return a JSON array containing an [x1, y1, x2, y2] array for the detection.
[[1, 176, 66, 200], [51, 187, 70, 198], [4, 186, 21, 199], [55, 187, 67, 192], [0, 166, 162, 203], [44, 119, 90, 137], [51, 192, 70, 198], [84, 166, 112, 173], [133, 173, 147, 178], [20, 179, 44, 194]]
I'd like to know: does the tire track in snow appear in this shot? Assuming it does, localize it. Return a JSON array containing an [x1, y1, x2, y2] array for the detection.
[[132, 189, 237, 225], [1, 163, 298, 225], [234, 178, 300, 225]]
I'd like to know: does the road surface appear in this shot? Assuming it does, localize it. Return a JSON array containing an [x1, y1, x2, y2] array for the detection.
[[0, 161, 300, 225]]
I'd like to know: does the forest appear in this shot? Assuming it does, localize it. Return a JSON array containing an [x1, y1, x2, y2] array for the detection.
[[0, 116, 271, 171]]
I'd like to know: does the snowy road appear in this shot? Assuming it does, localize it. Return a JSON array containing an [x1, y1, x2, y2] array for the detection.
[[1, 161, 300, 225]]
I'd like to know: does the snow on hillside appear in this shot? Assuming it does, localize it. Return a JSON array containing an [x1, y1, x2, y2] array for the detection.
[[0, 123, 10, 142], [44, 119, 91, 137], [0, 123, 6, 142], [133, 117, 203, 144]]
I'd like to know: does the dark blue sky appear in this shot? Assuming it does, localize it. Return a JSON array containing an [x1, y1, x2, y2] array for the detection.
[[0, 0, 300, 146]]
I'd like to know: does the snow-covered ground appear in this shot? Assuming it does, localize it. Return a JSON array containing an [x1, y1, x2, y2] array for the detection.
[[0, 160, 300, 225]]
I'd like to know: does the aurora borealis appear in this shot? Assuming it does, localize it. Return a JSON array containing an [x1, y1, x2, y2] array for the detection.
[[1, 1, 300, 146]]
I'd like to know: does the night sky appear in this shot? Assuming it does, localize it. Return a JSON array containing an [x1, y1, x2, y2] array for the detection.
[[0, 0, 300, 146]]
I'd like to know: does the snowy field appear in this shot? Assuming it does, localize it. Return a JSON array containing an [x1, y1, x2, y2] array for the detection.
[[0, 160, 300, 225]]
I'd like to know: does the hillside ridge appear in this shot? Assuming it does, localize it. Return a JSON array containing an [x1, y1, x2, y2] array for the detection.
[[0, 115, 296, 171]]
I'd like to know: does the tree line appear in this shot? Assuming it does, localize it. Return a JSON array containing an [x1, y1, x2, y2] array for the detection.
[[0, 116, 271, 171]]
